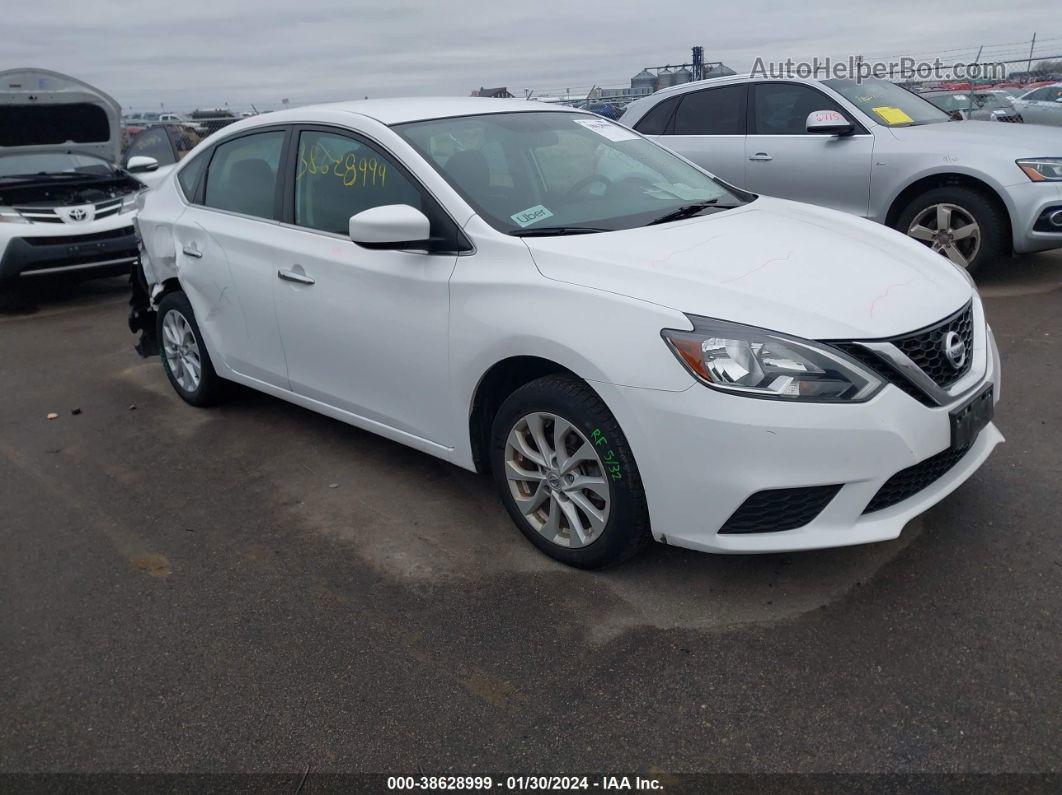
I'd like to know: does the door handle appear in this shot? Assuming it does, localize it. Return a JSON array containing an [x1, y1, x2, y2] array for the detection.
[[748, 153, 773, 162], [277, 268, 315, 286], [182, 245, 204, 258]]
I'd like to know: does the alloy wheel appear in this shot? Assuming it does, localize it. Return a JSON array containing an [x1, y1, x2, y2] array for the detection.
[[161, 309, 202, 392], [907, 203, 981, 269], [504, 412, 611, 548]]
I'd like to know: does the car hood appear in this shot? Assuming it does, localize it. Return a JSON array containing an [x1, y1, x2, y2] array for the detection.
[[522, 197, 973, 340], [0, 68, 122, 163], [886, 119, 1062, 152]]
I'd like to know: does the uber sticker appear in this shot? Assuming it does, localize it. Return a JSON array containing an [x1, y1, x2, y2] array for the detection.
[[510, 204, 554, 228], [573, 118, 639, 142]]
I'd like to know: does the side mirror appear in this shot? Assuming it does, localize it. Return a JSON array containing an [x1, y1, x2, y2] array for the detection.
[[349, 205, 431, 249], [805, 110, 854, 136], [127, 155, 159, 173]]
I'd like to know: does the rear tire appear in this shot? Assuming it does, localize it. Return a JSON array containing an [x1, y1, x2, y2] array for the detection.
[[490, 374, 651, 569], [156, 291, 224, 407], [895, 186, 1008, 276]]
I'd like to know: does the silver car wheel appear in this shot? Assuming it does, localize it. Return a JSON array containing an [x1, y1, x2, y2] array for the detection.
[[161, 309, 202, 393], [504, 412, 611, 549], [907, 203, 981, 269]]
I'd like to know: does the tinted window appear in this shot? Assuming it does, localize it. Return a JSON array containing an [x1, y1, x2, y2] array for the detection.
[[1023, 87, 1051, 101], [752, 83, 848, 135], [177, 153, 208, 199], [672, 86, 746, 135], [203, 130, 284, 219], [633, 96, 679, 135], [294, 130, 422, 235]]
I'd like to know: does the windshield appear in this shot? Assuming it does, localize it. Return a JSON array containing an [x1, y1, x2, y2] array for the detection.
[[0, 152, 116, 179], [395, 111, 745, 234], [823, 79, 951, 127], [925, 93, 970, 112]]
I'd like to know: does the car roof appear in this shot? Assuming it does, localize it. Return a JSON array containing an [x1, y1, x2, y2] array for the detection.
[[275, 97, 588, 126]]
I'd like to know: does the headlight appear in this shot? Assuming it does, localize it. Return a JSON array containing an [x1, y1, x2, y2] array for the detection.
[[1017, 158, 1062, 182], [662, 316, 883, 402], [119, 192, 141, 214], [0, 206, 29, 224]]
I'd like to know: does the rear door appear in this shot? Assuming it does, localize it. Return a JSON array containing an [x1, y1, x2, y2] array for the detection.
[[635, 83, 748, 188], [172, 126, 291, 388], [744, 81, 874, 216]]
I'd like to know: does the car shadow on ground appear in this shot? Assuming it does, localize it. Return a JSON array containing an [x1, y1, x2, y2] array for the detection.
[[0, 274, 130, 315]]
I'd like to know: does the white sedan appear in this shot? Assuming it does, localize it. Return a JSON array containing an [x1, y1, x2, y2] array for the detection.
[[131, 97, 1002, 568]]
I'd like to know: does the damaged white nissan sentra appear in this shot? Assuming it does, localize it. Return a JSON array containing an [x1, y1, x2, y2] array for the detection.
[[130, 98, 1002, 568]]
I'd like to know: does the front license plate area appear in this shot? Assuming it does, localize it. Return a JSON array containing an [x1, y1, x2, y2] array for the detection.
[[950, 385, 993, 451]]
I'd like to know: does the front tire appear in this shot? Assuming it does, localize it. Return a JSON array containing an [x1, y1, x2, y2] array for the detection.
[[490, 374, 651, 569], [895, 186, 1008, 275], [156, 291, 224, 407]]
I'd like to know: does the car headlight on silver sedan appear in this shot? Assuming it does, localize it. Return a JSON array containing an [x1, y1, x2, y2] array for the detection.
[[1017, 158, 1062, 182], [662, 316, 883, 402]]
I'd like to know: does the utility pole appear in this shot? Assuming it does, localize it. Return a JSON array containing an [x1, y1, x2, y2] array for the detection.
[[1027, 32, 1037, 77]]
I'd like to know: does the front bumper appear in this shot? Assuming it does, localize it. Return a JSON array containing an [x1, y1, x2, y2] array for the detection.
[[1005, 179, 1062, 254], [0, 218, 138, 285], [593, 326, 1002, 554]]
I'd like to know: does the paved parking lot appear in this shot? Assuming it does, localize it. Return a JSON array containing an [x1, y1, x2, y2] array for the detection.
[[1, 253, 1060, 776]]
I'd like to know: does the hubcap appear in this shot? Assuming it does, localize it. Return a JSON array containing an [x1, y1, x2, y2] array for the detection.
[[161, 309, 202, 392], [907, 203, 981, 269], [504, 412, 611, 549]]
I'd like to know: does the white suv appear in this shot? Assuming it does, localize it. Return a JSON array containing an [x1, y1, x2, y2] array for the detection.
[[131, 98, 1002, 568]]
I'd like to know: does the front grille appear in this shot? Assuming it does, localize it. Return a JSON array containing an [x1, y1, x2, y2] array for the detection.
[[13, 206, 63, 223], [832, 343, 934, 407], [719, 484, 842, 534], [24, 227, 134, 246], [13, 196, 127, 224], [863, 444, 970, 514], [892, 302, 974, 389], [93, 198, 123, 219]]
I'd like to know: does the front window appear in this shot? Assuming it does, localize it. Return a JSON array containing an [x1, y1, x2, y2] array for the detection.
[[823, 78, 951, 127], [0, 151, 117, 179], [294, 130, 423, 235], [395, 111, 745, 234]]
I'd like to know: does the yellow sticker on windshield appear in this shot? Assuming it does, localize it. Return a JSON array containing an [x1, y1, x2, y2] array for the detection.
[[872, 106, 914, 125]]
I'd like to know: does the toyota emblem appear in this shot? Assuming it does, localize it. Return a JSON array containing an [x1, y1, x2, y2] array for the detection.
[[69, 208, 87, 221], [943, 330, 967, 369]]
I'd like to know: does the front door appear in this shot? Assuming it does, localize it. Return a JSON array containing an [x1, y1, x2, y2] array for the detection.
[[743, 82, 874, 217], [270, 127, 460, 446]]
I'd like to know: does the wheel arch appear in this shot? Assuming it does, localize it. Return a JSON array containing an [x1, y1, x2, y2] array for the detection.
[[468, 356, 600, 474], [884, 171, 1013, 246]]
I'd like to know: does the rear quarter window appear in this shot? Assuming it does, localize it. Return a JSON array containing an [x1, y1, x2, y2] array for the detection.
[[177, 153, 208, 200]]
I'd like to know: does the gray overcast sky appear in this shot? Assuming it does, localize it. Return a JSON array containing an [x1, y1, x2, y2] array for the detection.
[[4, 0, 1058, 111]]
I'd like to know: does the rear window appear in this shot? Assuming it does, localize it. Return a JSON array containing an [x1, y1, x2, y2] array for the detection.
[[633, 96, 679, 135], [0, 103, 110, 146]]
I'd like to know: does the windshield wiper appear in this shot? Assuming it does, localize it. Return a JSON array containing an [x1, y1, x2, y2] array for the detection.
[[509, 226, 609, 237], [647, 199, 733, 226]]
